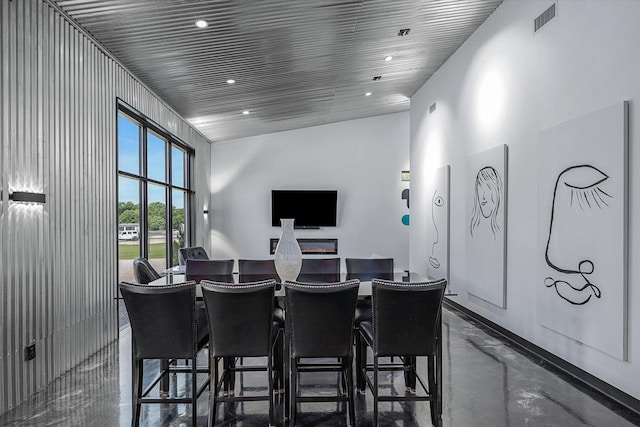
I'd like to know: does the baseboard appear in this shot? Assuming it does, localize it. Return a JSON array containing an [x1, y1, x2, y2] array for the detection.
[[444, 298, 640, 418]]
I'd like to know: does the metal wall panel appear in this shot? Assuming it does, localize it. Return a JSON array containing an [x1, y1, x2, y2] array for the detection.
[[0, 0, 211, 414]]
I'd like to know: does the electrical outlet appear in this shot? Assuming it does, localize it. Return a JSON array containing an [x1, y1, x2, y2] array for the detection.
[[24, 343, 36, 361]]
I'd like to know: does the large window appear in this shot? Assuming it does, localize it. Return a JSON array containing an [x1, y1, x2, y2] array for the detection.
[[117, 107, 194, 288]]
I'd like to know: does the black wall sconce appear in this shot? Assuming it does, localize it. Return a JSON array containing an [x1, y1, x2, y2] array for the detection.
[[203, 209, 209, 215], [9, 191, 47, 204]]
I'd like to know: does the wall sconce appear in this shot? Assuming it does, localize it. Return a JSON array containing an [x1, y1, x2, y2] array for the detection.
[[9, 191, 47, 204], [401, 171, 410, 182], [203, 209, 209, 215]]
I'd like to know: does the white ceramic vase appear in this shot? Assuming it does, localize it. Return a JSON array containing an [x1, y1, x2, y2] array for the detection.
[[274, 218, 302, 283]]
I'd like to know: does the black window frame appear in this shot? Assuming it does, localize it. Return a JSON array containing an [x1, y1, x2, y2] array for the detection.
[[116, 100, 195, 268]]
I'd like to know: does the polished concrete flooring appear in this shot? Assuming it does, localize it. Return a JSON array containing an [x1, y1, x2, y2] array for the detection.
[[1, 306, 639, 426]]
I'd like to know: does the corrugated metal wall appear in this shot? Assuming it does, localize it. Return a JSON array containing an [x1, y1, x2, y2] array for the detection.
[[0, 0, 211, 414]]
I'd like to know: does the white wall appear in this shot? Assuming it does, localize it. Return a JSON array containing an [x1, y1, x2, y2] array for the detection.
[[410, 0, 640, 399], [211, 112, 410, 270]]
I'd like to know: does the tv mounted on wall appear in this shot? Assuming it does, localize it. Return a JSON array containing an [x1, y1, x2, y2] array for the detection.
[[271, 190, 338, 228]]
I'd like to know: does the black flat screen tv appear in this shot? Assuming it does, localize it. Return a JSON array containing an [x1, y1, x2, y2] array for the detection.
[[271, 190, 337, 228]]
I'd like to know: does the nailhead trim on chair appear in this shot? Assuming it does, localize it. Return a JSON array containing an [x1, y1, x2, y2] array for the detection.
[[284, 279, 360, 289], [201, 279, 276, 290]]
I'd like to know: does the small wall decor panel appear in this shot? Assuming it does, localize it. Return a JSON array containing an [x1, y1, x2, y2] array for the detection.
[[426, 165, 450, 283], [0, 0, 211, 414], [537, 102, 628, 360], [465, 145, 508, 308]]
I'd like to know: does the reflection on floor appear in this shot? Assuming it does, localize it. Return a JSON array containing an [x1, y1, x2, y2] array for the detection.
[[1, 307, 639, 426]]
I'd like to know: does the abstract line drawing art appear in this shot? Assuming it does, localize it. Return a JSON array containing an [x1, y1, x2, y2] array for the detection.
[[537, 101, 628, 360], [466, 145, 507, 308], [543, 165, 611, 305], [470, 166, 503, 239], [427, 165, 450, 283], [428, 190, 444, 269]]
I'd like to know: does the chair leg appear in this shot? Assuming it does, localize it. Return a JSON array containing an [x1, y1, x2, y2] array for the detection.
[[354, 330, 362, 392], [346, 357, 356, 427], [290, 357, 297, 426], [373, 356, 379, 427], [268, 352, 275, 427], [132, 359, 143, 427], [358, 335, 367, 393], [210, 357, 220, 427], [191, 359, 198, 425], [428, 355, 438, 426]]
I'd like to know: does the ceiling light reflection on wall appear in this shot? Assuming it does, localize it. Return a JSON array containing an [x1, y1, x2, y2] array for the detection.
[[195, 20, 208, 28]]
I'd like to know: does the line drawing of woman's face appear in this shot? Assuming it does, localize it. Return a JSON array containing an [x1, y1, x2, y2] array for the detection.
[[477, 180, 496, 218], [470, 166, 503, 238]]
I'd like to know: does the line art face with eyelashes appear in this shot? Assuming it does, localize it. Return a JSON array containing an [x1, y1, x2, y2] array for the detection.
[[429, 190, 445, 269], [544, 164, 612, 305], [470, 166, 503, 238]]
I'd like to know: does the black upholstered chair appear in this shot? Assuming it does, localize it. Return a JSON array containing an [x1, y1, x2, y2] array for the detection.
[[284, 279, 360, 426], [132, 257, 162, 284], [185, 259, 234, 283], [356, 278, 447, 427], [178, 246, 210, 265], [119, 281, 209, 427], [201, 279, 279, 427], [298, 257, 340, 282], [237, 259, 285, 392], [345, 257, 394, 390]]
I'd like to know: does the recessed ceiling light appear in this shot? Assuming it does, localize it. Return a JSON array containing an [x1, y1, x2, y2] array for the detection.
[[226, 79, 236, 84], [384, 56, 393, 62], [242, 110, 250, 115], [195, 20, 208, 28], [365, 92, 372, 96]]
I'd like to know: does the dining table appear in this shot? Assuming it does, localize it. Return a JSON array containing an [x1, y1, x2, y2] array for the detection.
[[147, 269, 444, 420], [150, 270, 437, 296]]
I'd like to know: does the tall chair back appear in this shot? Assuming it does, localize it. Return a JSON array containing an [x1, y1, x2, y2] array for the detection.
[[372, 279, 447, 356], [298, 257, 340, 282], [345, 257, 394, 281], [238, 259, 278, 282], [201, 280, 275, 357], [285, 280, 359, 359], [132, 257, 161, 284], [185, 259, 234, 283], [178, 246, 210, 265]]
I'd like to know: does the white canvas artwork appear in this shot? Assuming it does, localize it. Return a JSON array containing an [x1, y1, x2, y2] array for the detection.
[[466, 144, 508, 308], [537, 101, 628, 360], [427, 165, 450, 283]]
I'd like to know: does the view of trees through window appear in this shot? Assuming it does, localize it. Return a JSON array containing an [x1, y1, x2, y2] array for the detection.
[[117, 107, 193, 327]]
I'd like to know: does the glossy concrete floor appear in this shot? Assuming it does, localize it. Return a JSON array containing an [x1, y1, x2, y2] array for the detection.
[[1, 306, 639, 426]]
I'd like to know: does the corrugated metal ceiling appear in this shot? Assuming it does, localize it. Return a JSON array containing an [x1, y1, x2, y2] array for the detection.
[[50, 0, 503, 142]]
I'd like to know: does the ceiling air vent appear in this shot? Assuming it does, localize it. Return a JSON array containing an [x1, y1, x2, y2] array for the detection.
[[534, 3, 556, 32]]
